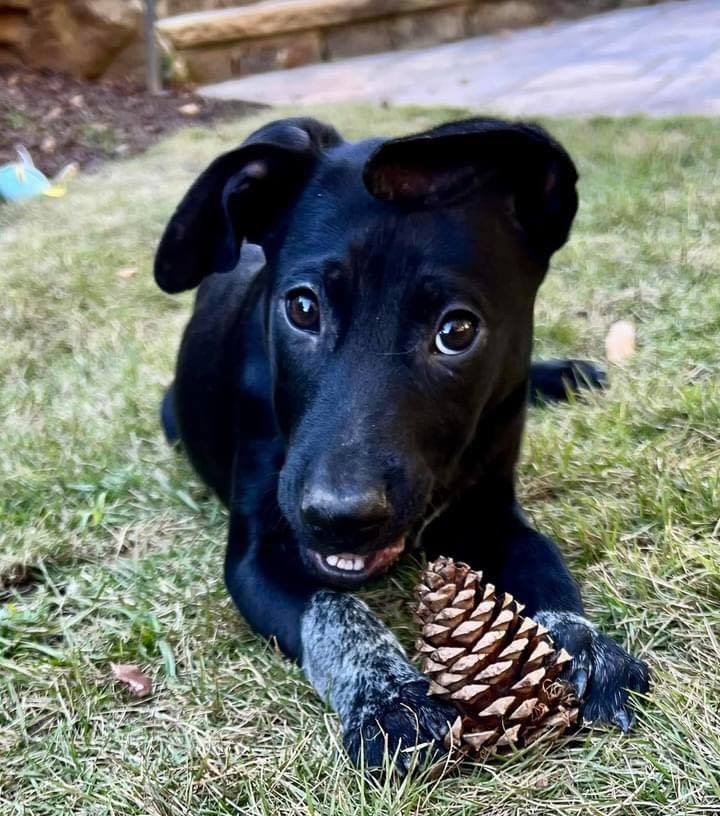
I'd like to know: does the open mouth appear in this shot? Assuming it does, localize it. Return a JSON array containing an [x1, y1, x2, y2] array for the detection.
[[307, 536, 406, 584]]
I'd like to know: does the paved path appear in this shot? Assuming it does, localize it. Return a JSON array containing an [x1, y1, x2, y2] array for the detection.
[[201, 0, 720, 115]]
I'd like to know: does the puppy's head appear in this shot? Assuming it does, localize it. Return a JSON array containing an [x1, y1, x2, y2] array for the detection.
[[156, 117, 578, 588]]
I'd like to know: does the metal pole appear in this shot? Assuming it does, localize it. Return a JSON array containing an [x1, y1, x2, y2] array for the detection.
[[143, 0, 162, 94]]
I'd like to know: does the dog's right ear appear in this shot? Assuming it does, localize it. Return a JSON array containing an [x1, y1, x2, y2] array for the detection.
[[154, 118, 341, 293]]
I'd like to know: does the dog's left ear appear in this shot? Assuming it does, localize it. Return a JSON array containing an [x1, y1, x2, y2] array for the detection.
[[363, 118, 578, 261], [155, 117, 341, 293]]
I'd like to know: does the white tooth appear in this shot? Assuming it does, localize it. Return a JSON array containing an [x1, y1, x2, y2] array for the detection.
[[337, 558, 350, 570], [352, 557, 365, 571], [326, 555, 339, 567]]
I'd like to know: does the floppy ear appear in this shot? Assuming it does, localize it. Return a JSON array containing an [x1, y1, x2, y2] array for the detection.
[[154, 117, 341, 293], [363, 118, 578, 261]]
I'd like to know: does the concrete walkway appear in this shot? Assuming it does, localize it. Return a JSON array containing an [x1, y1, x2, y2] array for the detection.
[[201, 0, 720, 115]]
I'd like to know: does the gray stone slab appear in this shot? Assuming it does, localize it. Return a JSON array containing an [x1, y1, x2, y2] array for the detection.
[[200, 0, 720, 116]]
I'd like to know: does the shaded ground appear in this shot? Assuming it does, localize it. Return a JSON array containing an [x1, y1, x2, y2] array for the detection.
[[0, 68, 262, 176], [0, 107, 719, 814]]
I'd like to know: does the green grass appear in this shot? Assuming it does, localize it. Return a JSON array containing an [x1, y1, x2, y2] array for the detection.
[[1, 105, 719, 815]]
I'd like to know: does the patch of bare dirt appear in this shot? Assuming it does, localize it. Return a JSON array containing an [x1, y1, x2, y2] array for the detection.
[[0, 68, 263, 176]]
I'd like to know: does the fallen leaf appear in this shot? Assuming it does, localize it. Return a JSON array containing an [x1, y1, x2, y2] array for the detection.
[[40, 136, 57, 154], [110, 663, 152, 697], [44, 105, 63, 123], [116, 267, 138, 280], [179, 102, 201, 116], [605, 319, 636, 363]]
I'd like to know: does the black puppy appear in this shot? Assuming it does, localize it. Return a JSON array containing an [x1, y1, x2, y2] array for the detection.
[[154, 116, 648, 771]]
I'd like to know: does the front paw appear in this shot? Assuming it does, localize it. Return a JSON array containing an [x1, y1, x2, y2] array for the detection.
[[536, 610, 649, 732], [343, 678, 456, 775]]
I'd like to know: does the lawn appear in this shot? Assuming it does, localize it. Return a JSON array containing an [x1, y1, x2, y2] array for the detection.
[[1, 106, 719, 815]]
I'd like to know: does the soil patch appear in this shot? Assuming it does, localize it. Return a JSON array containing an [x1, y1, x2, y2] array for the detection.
[[0, 68, 263, 177]]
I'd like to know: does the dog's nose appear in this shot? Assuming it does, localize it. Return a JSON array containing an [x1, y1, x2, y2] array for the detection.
[[301, 485, 391, 534]]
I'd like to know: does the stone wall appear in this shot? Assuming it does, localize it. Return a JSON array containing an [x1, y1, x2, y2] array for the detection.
[[161, 0, 660, 85], [164, 0, 256, 12], [1, 0, 658, 82]]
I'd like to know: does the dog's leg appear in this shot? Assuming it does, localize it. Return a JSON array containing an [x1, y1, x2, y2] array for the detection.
[[224, 512, 454, 772], [435, 494, 649, 731], [301, 590, 455, 773], [529, 359, 607, 404]]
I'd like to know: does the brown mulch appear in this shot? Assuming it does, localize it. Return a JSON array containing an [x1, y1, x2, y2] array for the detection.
[[0, 68, 264, 177]]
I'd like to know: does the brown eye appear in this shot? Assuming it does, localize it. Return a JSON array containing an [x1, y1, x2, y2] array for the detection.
[[435, 310, 478, 355], [286, 289, 320, 332]]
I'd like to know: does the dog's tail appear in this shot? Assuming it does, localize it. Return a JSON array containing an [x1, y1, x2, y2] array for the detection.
[[529, 359, 607, 405], [160, 384, 181, 445]]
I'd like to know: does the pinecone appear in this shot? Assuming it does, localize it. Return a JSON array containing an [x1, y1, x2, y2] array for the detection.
[[415, 556, 579, 756]]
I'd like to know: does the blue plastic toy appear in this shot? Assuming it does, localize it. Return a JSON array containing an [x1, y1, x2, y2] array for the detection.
[[0, 146, 77, 203]]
